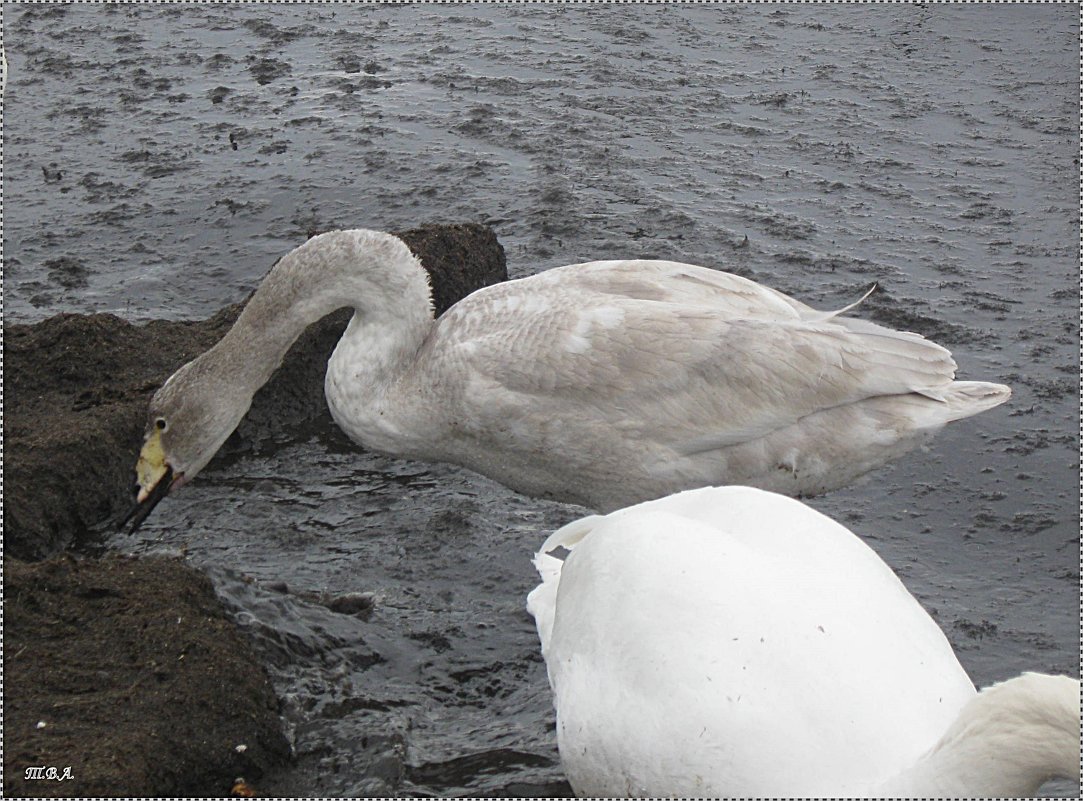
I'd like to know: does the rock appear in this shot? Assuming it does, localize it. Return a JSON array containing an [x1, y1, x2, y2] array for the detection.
[[208, 85, 231, 104], [323, 591, 376, 617], [247, 57, 291, 86], [3, 223, 507, 560], [3, 554, 291, 797]]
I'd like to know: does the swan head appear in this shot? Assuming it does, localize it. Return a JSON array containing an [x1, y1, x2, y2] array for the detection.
[[121, 353, 253, 534]]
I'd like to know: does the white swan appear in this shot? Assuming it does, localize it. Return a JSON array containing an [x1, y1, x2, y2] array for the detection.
[[527, 486, 1080, 798], [126, 229, 1010, 529]]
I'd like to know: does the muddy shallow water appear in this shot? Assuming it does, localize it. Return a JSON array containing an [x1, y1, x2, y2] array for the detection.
[[4, 3, 1079, 797]]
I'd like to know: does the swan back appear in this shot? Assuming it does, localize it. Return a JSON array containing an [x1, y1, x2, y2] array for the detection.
[[529, 486, 976, 796]]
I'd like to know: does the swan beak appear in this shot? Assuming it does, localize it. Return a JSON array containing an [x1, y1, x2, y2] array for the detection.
[[119, 430, 179, 534], [135, 428, 169, 502]]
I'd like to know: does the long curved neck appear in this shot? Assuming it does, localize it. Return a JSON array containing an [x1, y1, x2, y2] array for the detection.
[[208, 229, 434, 396], [875, 673, 1081, 797]]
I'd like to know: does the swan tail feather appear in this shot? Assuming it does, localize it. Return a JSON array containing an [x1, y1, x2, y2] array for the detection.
[[820, 282, 878, 319], [804, 287, 975, 401], [937, 380, 1011, 421]]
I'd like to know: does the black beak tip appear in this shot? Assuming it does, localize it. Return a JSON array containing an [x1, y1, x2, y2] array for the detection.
[[118, 466, 174, 535]]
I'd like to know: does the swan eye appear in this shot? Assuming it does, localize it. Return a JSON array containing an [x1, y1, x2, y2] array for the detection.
[[155, 417, 168, 432]]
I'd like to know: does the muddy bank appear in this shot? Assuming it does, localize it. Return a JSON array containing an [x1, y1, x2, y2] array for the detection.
[[4, 223, 507, 561], [2, 223, 507, 797], [3, 554, 290, 798]]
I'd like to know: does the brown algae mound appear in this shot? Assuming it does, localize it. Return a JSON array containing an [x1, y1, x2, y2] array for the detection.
[[4, 554, 290, 797]]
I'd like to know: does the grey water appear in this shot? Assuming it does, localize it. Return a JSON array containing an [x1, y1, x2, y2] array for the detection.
[[4, 3, 1078, 796]]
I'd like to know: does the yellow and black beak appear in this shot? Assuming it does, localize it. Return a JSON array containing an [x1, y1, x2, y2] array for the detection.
[[119, 429, 178, 535]]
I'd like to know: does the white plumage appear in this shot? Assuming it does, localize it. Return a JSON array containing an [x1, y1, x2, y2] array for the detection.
[[131, 229, 1010, 519], [527, 486, 1080, 797]]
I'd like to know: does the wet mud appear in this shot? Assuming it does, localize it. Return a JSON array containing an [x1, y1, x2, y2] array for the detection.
[[3, 4, 1079, 798]]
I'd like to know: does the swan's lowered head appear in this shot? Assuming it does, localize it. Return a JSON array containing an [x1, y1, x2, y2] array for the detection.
[[120, 229, 436, 534], [122, 346, 257, 533]]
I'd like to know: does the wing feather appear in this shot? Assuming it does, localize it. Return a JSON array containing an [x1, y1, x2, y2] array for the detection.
[[432, 261, 957, 457]]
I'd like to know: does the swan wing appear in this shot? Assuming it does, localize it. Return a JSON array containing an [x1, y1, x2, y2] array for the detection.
[[409, 261, 997, 507], [526, 513, 601, 664], [539, 260, 891, 328], [445, 276, 956, 451]]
